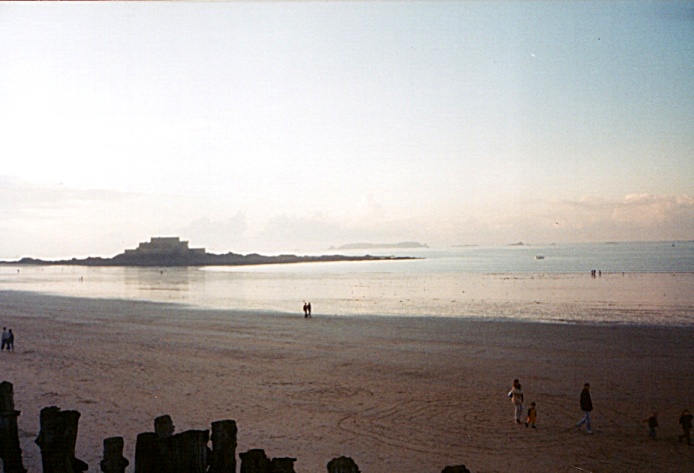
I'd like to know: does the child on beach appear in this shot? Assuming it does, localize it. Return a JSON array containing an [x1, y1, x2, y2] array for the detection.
[[642, 411, 658, 439], [525, 402, 537, 428]]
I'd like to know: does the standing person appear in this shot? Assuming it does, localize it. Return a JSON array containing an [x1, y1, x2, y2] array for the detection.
[[525, 402, 537, 428], [7, 329, 14, 351], [1, 327, 8, 351], [302, 302, 308, 318], [508, 379, 524, 424], [307, 302, 312, 318], [642, 411, 658, 439], [576, 383, 594, 434], [679, 409, 693, 445]]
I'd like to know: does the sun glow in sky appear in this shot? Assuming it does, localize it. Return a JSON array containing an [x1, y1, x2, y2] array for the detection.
[[1, 1, 692, 258]]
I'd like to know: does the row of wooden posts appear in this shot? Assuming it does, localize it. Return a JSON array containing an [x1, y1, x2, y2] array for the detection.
[[1, 382, 471, 473]]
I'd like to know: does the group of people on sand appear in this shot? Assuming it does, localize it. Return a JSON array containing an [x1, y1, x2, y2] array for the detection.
[[1, 327, 15, 351], [302, 302, 312, 318], [508, 379, 693, 443], [508, 379, 537, 428]]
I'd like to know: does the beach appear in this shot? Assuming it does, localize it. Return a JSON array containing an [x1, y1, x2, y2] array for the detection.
[[1, 290, 693, 472]]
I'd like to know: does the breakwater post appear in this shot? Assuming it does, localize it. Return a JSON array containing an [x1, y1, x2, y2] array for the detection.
[[0, 381, 27, 473], [34, 406, 88, 473], [210, 420, 237, 473], [326, 456, 360, 473], [100, 437, 128, 473]]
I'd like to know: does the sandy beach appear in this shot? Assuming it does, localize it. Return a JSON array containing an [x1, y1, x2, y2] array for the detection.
[[1, 290, 692, 472]]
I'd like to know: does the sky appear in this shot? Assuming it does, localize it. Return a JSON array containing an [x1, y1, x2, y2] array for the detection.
[[1, 1, 692, 259]]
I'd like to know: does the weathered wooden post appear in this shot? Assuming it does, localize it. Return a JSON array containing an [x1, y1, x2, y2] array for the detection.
[[134, 432, 158, 473], [100, 437, 129, 473], [153, 415, 175, 473], [441, 466, 472, 473], [326, 456, 361, 473], [209, 420, 237, 473], [239, 449, 271, 473], [270, 457, 297, 473], [0, 381, 27, 473], [169, 429, 209, 473], [154, 415, 175, 439], [35, 406, 88, 473]]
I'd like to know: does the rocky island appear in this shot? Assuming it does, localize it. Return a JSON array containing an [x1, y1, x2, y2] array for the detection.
[[1, 237, 416, 267]]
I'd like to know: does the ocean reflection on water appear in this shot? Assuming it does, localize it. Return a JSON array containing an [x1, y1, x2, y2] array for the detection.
[[1, 242, 693, 325]]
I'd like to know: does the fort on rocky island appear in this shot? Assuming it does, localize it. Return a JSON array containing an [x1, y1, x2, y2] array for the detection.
[[123, 237, 206, 258], [2, 237, 417, 267]]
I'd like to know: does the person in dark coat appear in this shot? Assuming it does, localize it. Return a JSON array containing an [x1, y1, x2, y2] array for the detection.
[[576, 383, 593, 434]]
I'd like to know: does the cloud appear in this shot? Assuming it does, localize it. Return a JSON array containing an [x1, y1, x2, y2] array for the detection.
[[526, 194, 694, 242], [0, 176, 128, 215]]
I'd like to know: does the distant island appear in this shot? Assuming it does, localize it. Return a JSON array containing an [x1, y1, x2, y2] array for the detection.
[[1, 237, 417, 267], [329, 242, 428, 250]]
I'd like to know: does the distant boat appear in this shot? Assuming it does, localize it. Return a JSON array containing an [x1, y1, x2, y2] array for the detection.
[[535, 255, 545, 260]]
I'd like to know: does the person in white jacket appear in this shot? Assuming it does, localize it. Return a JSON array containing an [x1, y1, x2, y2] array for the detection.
[[508, 379, 524, 424]]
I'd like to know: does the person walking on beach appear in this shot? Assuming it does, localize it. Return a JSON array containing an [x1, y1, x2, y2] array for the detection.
[[679, 409, 693, 445], [303, 302, 308, 318], [307, 302, 312, 318], [576, 383, 594, 434], [642, 411, 658, 439], [525, 402, 537, 428], [1, 327, 9, 351], [7, 329, 14, 351], [508, 379, 524, 424]]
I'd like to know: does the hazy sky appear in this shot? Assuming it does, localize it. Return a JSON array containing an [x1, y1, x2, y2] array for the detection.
[[1, 1, 692, 258]]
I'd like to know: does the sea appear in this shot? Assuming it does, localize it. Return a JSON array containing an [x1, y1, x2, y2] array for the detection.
[[1, 241, 693, 326]]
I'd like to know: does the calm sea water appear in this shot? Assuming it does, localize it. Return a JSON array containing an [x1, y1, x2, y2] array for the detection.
[[1, 241, 692, 325]]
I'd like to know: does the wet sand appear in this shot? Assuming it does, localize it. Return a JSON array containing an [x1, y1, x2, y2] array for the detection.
[[1, 290, 692, 472]]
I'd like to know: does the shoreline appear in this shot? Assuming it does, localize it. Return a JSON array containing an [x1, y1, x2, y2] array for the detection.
[[1, 290, 693, 472]]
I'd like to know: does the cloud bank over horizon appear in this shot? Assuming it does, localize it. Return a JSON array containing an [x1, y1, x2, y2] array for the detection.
[[1, 177, 692, 259]]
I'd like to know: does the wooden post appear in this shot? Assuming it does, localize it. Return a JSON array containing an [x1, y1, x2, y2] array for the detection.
[[153, 415, 174, 440], [153, 415, 175, 473], [239, 449, 272, 473], [0, 381, 27, 473], [169, 430, 209, 473], [209, 420, 237, 473], [34, 406, 87, 473], [270, 457, 297, 473], [134, 432, 158, 473], [100, 437, 129, 473], [326, 456, 361, 473]]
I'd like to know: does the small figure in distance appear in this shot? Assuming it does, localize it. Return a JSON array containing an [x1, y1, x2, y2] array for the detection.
[[307, 302, 312, 318], [679, 409, 693, 445], [576, 383, 594, 434], [8, 329, 14, 351], [303, 302, 308, 318], [1, 327, 8, 351], [525, 402, 537, 428], [508, 379, 524, 424], [642, 411, 658, 439]]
